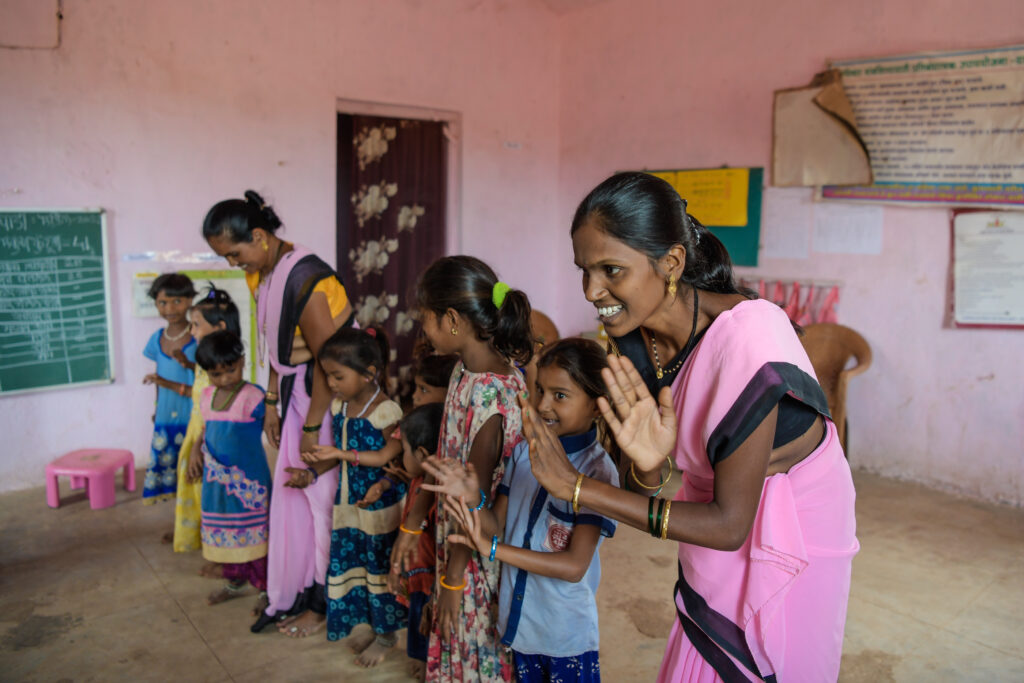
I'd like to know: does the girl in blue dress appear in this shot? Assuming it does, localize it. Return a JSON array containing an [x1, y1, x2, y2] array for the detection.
[[187, 330, 271, 607], [300, 326, 408, 666], [142, 273, 197, 503]]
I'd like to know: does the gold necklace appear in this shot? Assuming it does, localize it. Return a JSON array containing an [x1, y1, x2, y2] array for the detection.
[[649, 285, 700, 380], [212, 381, 245, 411]]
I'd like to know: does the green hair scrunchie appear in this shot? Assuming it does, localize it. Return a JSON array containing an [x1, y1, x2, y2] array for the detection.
[[492, 281, 511, 309]]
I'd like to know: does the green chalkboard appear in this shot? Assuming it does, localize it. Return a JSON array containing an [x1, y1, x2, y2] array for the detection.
[[0, 210, 113, 394]]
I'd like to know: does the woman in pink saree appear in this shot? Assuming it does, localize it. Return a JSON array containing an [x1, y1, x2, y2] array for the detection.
[[204, 191, 352, 636], [521, 173, 858, 681]]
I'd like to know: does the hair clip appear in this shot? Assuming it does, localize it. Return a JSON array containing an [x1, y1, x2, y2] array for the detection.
[[492, 281, 511, 309], [366, 327, 377, 338]]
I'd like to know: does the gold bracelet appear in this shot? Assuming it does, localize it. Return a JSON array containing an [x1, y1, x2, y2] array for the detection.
[[439, 574, 466, 591], [571, 472, 585, 514], [265, 391, 279, 400], [660, 499, 672, 540], [399, 523, 423, 535], [630, 454, 674, 492]]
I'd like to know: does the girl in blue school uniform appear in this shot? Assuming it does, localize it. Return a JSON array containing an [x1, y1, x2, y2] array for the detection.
[[425, 338, 620, 683], [142, 273, 197, 504]]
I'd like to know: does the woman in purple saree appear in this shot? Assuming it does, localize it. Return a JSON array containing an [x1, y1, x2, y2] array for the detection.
[[204, 190, 353, 636], [521, 173, 858, 681]]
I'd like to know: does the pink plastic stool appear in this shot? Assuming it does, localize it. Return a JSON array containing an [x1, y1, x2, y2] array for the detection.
[[46, 449, 136, 510]]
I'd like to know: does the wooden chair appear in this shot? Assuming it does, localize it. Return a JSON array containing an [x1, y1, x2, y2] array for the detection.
[[799, 323, 872, 453]]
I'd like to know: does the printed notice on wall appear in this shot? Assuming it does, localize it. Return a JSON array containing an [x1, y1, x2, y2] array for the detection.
[[651, 168, 749, 226], [823, 45, 1024, 207], [953, 211, 1024, 327]]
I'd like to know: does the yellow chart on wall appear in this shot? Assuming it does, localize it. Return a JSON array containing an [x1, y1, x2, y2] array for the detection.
[[652, 168, 750, 227]]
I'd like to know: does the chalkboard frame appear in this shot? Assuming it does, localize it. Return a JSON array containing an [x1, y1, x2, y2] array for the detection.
[[0, 208, 115, 396]]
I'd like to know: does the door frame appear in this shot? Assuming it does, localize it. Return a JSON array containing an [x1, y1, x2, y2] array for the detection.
[[336, 98, 462, 255]]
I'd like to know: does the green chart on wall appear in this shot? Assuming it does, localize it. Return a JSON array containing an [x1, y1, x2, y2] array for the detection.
[[643, 167, 763, 267], [0, 209, 114, 395]]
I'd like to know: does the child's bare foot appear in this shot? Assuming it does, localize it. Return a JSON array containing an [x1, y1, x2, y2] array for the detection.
[[207, 582, 247, 605], [408, 659, 426, 679], [198, 562, 224, 579], [251, 591, 269, 617], [346, 629, 376, 653], [161, 531, 174, 544], [355, 637, 394, 667], [279, 610, 325, 638]]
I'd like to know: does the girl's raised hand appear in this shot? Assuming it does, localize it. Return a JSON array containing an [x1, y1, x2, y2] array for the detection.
[[300, 444, 339, 464], [443, 496, 489, 555], [420, 457, 479, 502], [597, 354, 677, 472], [283, 466, 313, 489], [382, 460, 411, 484], [517, 393, 578, 501]]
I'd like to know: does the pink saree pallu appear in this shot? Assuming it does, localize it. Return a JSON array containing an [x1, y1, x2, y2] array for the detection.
[[656, 300, 859, 682], [256, 246, 344, 621]]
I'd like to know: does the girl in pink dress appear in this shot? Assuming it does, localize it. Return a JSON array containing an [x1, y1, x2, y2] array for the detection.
[[522, 172, 858, 682], [392, 256, 534, 683]]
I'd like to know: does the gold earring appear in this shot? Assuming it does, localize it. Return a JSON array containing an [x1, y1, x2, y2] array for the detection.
[[261, 240, 269, 252], [667, 278, 677, 297], [450, 326, 458, 335]]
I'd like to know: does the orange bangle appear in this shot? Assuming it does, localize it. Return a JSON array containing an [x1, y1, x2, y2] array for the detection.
[[439, 575, 466, 591], [399, 523, 423, 535]]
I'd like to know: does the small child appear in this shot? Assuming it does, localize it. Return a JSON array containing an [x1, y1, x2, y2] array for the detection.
[[388, 402, 444, 680], [172, 285, 241, 563], [412, 353, 459, 408], [187, 330, 271, 608], [393, 255, 534, 682], [425, 338, 619, 683], [300, 326, 408, 663], [142, 273, 197, 504]]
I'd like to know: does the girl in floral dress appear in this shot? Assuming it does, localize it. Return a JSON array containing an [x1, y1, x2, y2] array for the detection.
[[392, 256, 535, 683]]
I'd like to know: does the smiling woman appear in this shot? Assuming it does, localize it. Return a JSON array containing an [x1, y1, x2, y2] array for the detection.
[[523, 172, 859, 682], [202, 190, 354, 636]]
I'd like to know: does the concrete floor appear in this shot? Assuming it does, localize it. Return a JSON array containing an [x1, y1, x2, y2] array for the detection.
[[1, 470, 1022, 682]]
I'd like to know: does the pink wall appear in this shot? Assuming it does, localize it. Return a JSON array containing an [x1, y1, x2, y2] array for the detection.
[[0, 0, 562, 492], [3, 0, 1022, 505], [555, 0, 1024, 503]]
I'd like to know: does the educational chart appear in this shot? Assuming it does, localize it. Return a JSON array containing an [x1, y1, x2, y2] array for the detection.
[[647, 167, 762, 267], [952, 211, 1024, 328], [823, 44, 1024, 206], [0, 210, 113, 394]]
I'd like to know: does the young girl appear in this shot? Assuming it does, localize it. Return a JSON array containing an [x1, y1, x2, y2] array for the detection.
[[392, 255, 534, 683], [187, 331, 271, 607], [388, 402, 445, 680], [142, 273, 197, 504], [172, 285, 241, 559], [300, 326, 408, 663], [425, 338, 619, 683], [412, 353, 459, 408]]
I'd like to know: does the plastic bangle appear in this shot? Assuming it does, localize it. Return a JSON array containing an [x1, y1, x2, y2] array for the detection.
[[660, 499, 672, 541], [571, 472, 585, 514], [439, 575, 466, 591], [489, 535, 499, 562], [264, 397, 279, 406], [652, 498, 667, 539], [353, 451, 360, 467], [469, 489, 487, 512], [302, 423, 322, 433], [399, 523, 424, 535], [647, 496, 657, 536], [306, 466, 319, 484]]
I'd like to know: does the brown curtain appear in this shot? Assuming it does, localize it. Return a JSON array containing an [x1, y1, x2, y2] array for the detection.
[[337, 114, 446, 390]]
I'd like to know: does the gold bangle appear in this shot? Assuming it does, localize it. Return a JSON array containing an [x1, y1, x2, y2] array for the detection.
[[660, 499, 672, 540], [265, 391, 279, 400], [439, 574, 466, 591], [630, 454, 674, 491], [571, 472, 585, 514], [399, 523, 423, 535]]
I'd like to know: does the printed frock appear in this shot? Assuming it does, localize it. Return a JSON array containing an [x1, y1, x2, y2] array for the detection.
[[142, 329, 196, 502], [172, 366, 209, 552], [426, 362, 527, 683], [199, 383, 271, 565], [326, 397, 408, 641]]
